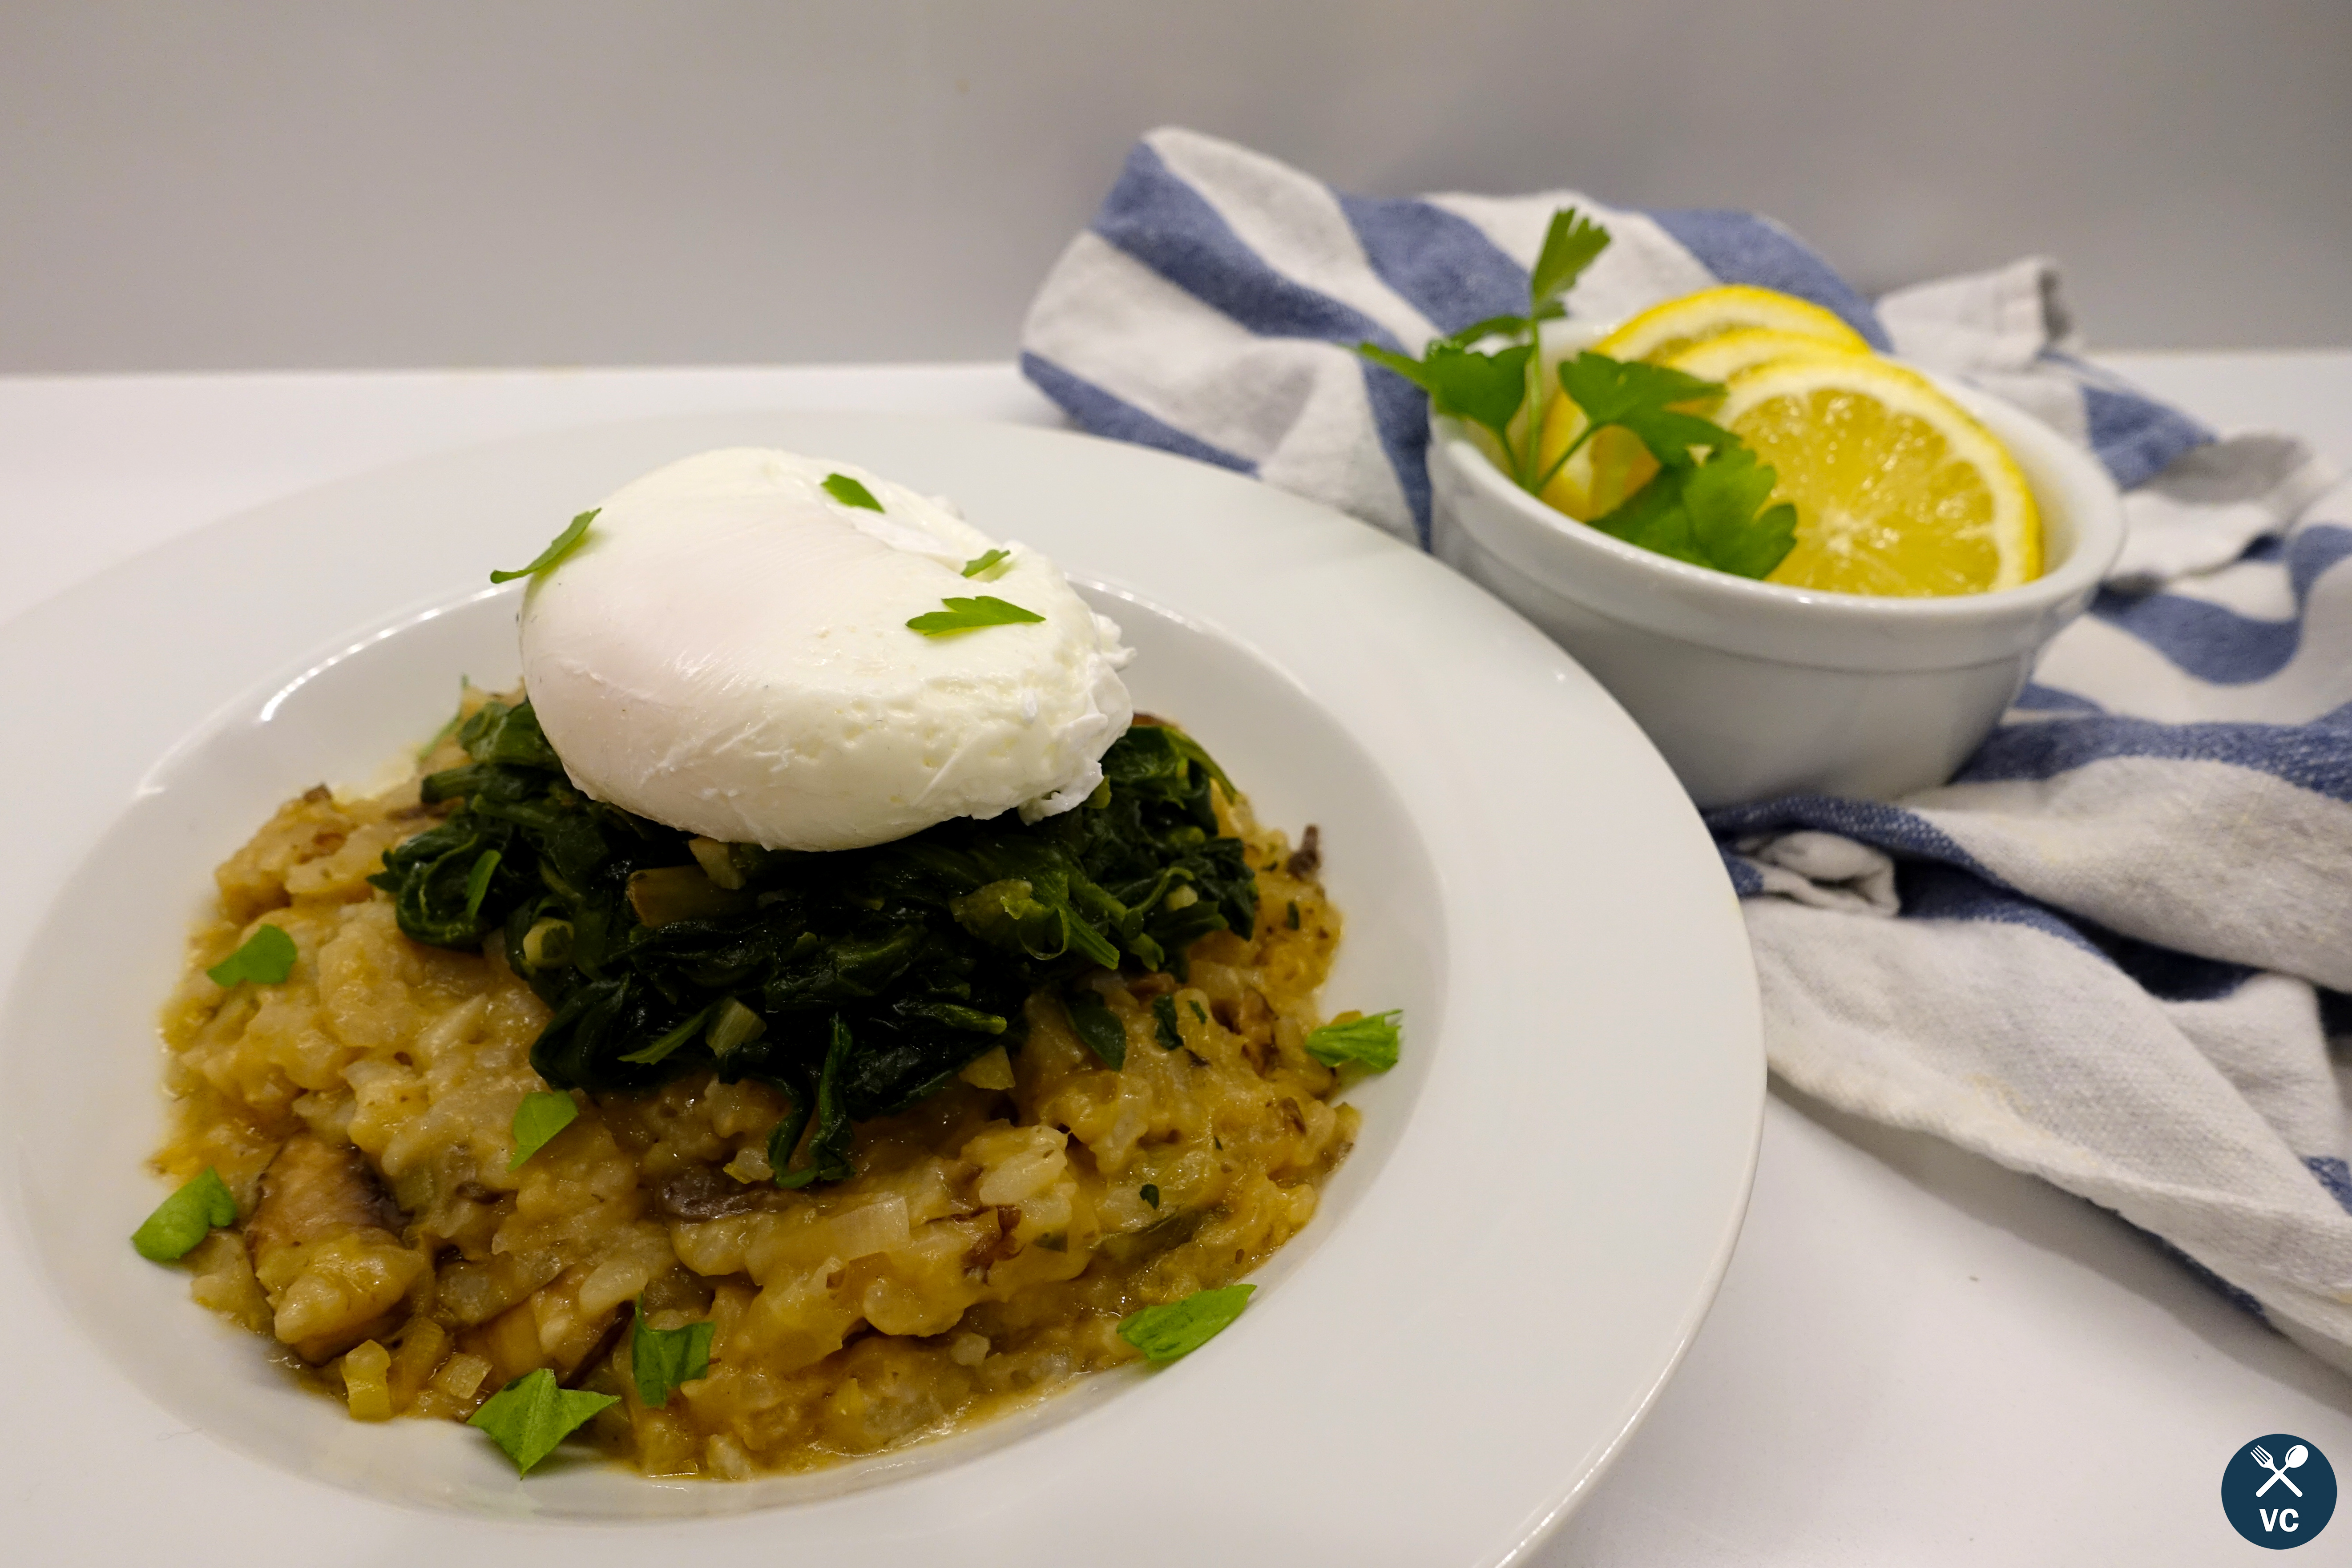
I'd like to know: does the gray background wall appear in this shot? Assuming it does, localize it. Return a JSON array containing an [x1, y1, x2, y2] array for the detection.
[[4, 0, 2346, 372]]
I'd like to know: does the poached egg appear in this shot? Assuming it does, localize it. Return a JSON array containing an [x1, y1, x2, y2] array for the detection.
[[516, 447, 1134, 851]]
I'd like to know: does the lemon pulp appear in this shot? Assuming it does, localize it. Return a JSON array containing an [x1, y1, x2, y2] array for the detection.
[[1716, 357, 2041, 597]]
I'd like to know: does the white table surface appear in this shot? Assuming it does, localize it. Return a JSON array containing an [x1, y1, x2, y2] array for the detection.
[[5, 354, 2348, 1565]]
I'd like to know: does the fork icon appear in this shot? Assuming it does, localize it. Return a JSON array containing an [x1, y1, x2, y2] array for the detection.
[[2253, 1444, 2307, 1498]]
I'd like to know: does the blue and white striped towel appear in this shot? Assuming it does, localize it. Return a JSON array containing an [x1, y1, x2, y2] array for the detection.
[[1024, 128, 2352, 1366]]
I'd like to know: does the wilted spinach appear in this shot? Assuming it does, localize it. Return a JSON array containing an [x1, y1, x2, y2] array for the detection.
[[370, 700, 1256, 1185]]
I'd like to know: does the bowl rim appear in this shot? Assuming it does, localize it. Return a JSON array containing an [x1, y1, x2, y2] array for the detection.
[[1430, 364, 2125, 629]]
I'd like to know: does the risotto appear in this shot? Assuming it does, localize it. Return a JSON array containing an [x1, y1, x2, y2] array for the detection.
[[149, 693, 1364, 1477]]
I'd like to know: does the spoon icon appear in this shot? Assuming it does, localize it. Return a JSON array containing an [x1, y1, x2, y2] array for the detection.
[[2255, 1443, 2309, 1498]]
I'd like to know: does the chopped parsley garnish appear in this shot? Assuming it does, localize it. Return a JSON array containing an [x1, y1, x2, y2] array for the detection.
[[821, 472, 884, 511], [1353, 209, 1795, 580], [1189, 1000, 1209, 1025], [1065, 989, 1127, 1070], [508, 1090, 579, 1170], [467, 1368, 619, 1474], [1118, 1283, 1255, 1363], [905, 595, 1047, 636], [1285, 900, 1300, 930], [1303, 1010, 1402, 1072], [960, 547, 1010, 578], [629, 1300, 714, 1407], [131, 1168, 238, 1262], [1151, 993, 1184, 1051], [489, 508, 598, 584], [1140, 1183, 1160, 1209], [206, 924, 296, 988]]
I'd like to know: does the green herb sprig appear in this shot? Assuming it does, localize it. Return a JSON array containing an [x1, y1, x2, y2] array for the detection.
[[822, 473, 884, 511], [206, 924, 297, 988], [508, 1091, 579, 1170], [1064, 988, 1127, 1069], [131, 1168, 239, 1262], [1355, 210, 1796, 580], [1118, 1283, 1255, 1363], [468, 1368, 619, 1474], [630, 1300, 714, 1407], [490, 509, 599, 585], [1303, 1009, 1402, 1072], [907, 595, 1046, 636]]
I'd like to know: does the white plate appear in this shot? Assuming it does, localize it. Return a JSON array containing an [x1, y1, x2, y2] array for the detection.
[[0, 413, 1759, 1566]]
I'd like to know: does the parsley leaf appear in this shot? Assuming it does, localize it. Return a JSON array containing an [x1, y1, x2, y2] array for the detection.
[[1684, 446, 1801, 578], [1118, 1283, 1255, 1363], [508, 1090, 579, 1170], [821, 472, 884, 511], [906, 595, 1047, 636], [1553, 353, 1733, 468], [1364, 340, 1533, 446], [1587, 445, 1798, 580], [1303, 1010, 1402, 1072], [960, 548, 1010, 579], [1065, 989, 1127, 1070], [1435, 311, 1531, 350], [1356, 205, 1616, 491], [1530, 207, 1611, 309], [468, 1368, 619, 1475], [1140, 1183, 1160, 1209], [489, 509, 598, 584], [1150, 992, 1184, 1051], [131, 1168, 238, 1262], [206, 924, 297, 988], [629, 1300, 714, 1407]]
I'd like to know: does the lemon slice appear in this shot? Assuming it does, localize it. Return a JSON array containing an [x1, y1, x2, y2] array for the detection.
[[1533, 399, 1654, 520], [1662, 326, 1865, 384], [1715, 356, 2041, 596], [1598, 285, 1871, 366]]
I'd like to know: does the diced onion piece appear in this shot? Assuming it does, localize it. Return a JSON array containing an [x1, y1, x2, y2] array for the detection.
[[343, 1339, 394, 1421], [627, 865, 755, 927], [432, 1352, 493, 1403], [958, 1045, 1015, 1091], [828, 1195, 910, 1260], [688, 837, 746, 890], [520, 918, 573, 969], [723, 1144, 773, 1183], [706, 997, 767, 1056]]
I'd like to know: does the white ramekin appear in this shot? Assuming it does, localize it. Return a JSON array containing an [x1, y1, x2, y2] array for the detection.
[[1428, 374, 2125, 807]]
